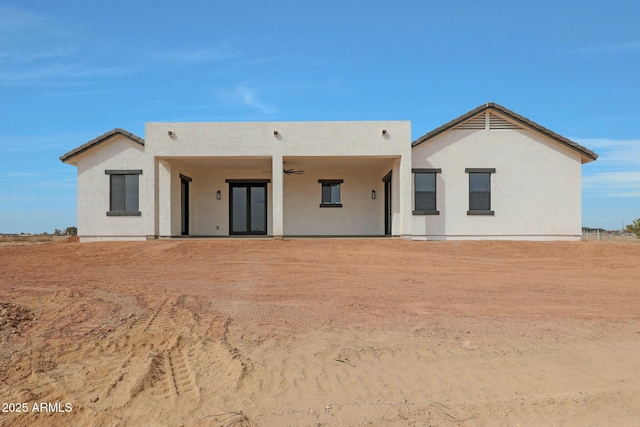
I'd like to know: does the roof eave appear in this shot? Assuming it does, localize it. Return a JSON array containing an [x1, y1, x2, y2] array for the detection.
[[412, 103, 598, 162], [60, 128, 145, 164]]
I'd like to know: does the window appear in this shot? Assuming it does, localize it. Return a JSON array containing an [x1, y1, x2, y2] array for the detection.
[[105, 170, 141, 216], [466, 168, 495, 215], [319, 179, 342, 207], [413, 168, 441, 215]]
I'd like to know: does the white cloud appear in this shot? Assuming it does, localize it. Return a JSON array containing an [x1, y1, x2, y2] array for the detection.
[[0, 143, 57, 154], [217, 84, 276, 114], [578, 137, 640, 198], [0, 7, 233, 86], [575, 138, 640, 168], [42, 89, 118, 97], [584, 172, 640, 183], [0, 132, 88, 154], [150, 39, 242, 65], [0, 195, 42, 203], [0, 7, 76, 63], [32, 180, 76, 190], [0, 7, 127, 86], [2, 172, 39, 177], [0, 46, 77, 64], [0, 6, 48, 36], [237, 85, 276, 114], [574, 40, 640, 54], [0, 6, 249, 87], [0, 63, 136, 86]]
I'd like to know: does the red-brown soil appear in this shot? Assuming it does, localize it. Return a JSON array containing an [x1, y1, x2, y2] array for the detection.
[[1, 239, 639, 426]]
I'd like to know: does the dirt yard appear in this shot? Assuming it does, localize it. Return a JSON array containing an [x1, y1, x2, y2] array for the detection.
[[0, 239, 639, 426]]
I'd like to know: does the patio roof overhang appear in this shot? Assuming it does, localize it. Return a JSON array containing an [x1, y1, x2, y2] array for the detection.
[[157, 155, 399, 172]]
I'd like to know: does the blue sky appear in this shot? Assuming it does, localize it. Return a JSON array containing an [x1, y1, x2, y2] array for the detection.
[[0, 0, 638, 233]]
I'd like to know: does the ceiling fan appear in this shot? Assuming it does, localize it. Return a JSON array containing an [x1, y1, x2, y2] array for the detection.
[[283, 161, 304, 175], [284, 168, 304, 175], [262, 162, 305, 175], [260, 168, 305, 175]]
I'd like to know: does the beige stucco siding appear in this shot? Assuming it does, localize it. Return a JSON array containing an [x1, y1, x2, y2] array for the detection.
[[75, 135, 154, 242], [66, 111, 590, 241], [411, 128, 583, 240], [173, 166, 273, 236], [145, 122, 410, 158], [155, 162, 396, 237], [283, 168, 386, 235], [148, 121, 412, 237]]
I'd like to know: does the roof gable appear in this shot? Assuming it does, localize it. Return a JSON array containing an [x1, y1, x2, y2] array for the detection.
[[60, 128, 145, 164], [412, 103, 598, 163]]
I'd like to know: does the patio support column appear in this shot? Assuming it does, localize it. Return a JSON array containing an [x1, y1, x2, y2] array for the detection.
[[158, 160, 172, 237], [399, 154, 412, 239], [272, 155, 284, 238]]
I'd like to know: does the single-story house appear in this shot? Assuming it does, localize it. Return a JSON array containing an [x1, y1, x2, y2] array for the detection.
[[60, 103, 597, 242]]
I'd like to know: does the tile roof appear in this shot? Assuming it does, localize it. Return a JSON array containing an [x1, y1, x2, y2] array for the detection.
[[412, 103, 598, 162], [60, 128, 144, 163]]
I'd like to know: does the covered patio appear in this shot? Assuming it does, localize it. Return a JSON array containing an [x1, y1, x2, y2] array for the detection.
[[155, 155, 407, 237]]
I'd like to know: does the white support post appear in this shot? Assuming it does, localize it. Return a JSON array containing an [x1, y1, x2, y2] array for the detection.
[[399, 154, 412, 239], [272, 155, 284, 238], [158, 160, 172, 237]]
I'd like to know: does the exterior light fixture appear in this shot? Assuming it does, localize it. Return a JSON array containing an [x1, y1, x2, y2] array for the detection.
[[274, 130, 279, 136], [372, 190, 376, 199], [168, 131, 175, 137], [382, 129, 387, 136], [216, 190, 221, 200]]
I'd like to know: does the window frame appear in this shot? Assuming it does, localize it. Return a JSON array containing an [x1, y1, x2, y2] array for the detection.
[[105, 169, 142, 216], [466, 168, 495, 215], [318, 179, 343, 208], [412, 168, 441, 215]]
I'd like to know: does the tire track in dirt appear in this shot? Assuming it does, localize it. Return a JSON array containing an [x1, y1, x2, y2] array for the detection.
[[230, 329, 640, 426], [141, 300, 166, 333], [166, 337, 200, 398], [4, 240, 640, 426], [95, 294, 200, 406], [0, 290, 247, 427]]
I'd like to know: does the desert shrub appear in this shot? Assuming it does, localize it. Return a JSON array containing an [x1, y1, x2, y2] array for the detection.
[[625, 218, 640, 238]]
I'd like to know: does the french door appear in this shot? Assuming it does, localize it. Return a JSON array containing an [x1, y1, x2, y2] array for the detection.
[[229, 183, 267, 235]]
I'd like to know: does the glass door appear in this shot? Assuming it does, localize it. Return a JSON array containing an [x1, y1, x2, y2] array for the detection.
[[229, 183, 267, 235], [180, 175, 191, 235], [249, 185, 266, 233], [231, 185, 248, 234], [383, 171, 392, 235]]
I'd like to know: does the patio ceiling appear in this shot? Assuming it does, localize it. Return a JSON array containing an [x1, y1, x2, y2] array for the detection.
[[161, 155, 398, 171], [161, 156, 272, 170], [283, 156, 397, 170]]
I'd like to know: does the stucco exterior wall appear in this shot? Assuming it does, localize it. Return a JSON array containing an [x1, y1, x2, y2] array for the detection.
[[155, 162, 396, 237], [411, 128, 583, 240], [148, 121, 412, 237], [66, 113, 591, 242], [145, 121, 411, 159], [163, 164, 273, 236], [75, 135, 154, 242], [282, 168, 387, 235]]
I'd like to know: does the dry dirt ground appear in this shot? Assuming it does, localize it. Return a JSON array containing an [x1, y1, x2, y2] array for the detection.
[[1, 239, 639, 427]]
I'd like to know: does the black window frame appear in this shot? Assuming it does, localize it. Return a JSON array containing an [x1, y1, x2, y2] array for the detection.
[[318, 179, 343, 208], [466, 168, 495, 215], [412, 168, 441, 215], [105, 169, 142, 216]]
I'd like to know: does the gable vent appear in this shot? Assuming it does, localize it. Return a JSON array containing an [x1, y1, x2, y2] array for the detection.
[[489, 113, 522, 129], [455, 114, 485, 129]]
